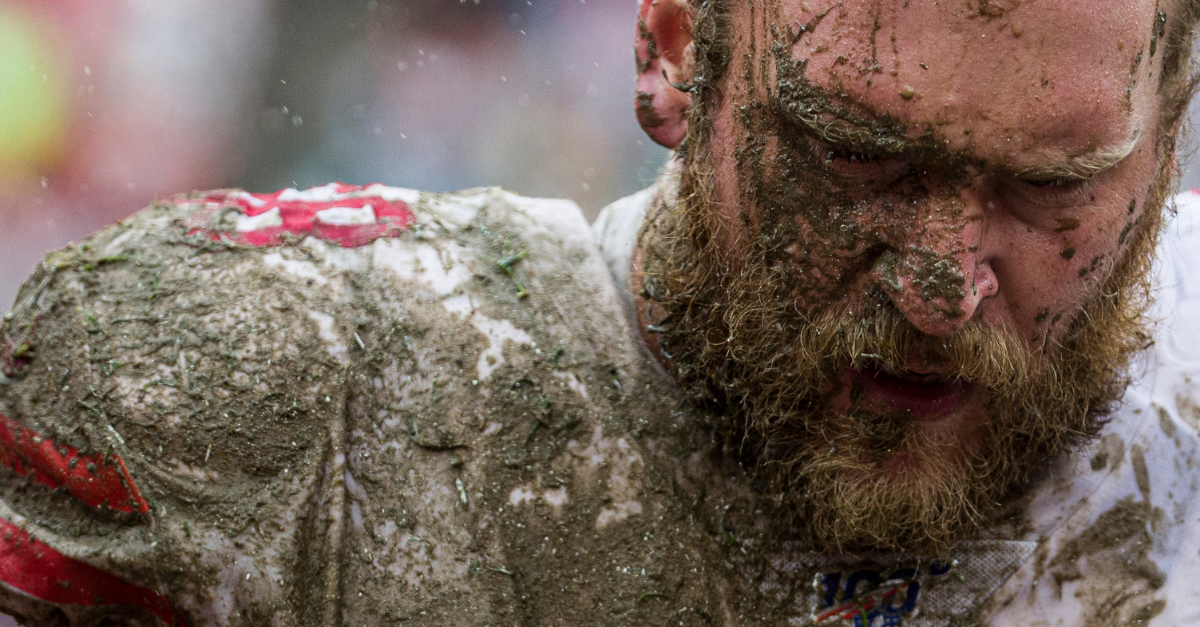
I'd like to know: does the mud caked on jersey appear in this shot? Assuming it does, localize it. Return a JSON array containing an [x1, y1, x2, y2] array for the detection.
[[0, 182, 1199, 626]]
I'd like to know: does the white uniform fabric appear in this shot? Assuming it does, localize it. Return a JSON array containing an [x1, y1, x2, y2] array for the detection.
[[591, 189, 1200, 627]]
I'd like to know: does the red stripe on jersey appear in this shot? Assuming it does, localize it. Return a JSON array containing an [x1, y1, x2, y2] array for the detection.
[[0, 414, 150, 514], [182, 184, 415, 248], [0, 517, 178, 625]]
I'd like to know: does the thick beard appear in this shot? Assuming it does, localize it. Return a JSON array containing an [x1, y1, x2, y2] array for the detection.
[[640, 156, 1168, 554]]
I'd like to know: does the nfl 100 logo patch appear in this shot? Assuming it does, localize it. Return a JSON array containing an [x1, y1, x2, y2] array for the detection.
[[760, 539, 1034, 626], [810, 559, 958, 627]]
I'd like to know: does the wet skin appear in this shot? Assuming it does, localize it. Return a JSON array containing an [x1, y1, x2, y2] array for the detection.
[[636, 0, 1172, 443]]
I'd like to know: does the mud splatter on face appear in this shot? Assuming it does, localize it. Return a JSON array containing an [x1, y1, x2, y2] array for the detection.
[[637, 18, 658, 74], [640, 0, 1172, 553], [636, 91, 667, 129], [1127, 47, 1145, 106], [1150, 7, 1167, 57], [725, 16, 987, 322], [970, 0, 1020, 21], [1054, 217, 1081, 232]]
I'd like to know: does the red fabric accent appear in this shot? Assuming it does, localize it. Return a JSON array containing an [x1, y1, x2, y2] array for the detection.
[[184, 183, 415, 248], [813, 588, 900, 622], [0, 414, 150, 514], [0, 516, 178, 625]]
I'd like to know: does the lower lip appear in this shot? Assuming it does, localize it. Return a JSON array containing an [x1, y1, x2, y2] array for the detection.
[[849, 364, 970, 420]]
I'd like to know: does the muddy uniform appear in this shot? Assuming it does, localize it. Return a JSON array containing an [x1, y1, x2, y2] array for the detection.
[[0, 183, 1197, 626]]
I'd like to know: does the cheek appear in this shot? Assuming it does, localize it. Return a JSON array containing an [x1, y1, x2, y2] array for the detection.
[[1063, 203, 1134, 280], [986, 198, 1139, 344], [985, 134, 1166, 343], [742, 136, 894, 304], [709, 98, 756, 252]]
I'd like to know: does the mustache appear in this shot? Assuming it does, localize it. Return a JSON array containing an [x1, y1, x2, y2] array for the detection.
[[726, 292, 1039, 394]]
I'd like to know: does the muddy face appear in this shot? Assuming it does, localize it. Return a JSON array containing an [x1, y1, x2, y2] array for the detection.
[[638, 0, 1176, 551], [709, 0, 1168, 339]]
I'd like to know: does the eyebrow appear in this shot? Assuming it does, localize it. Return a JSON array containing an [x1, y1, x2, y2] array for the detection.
[[775, 104, 916, 156], [775, 100, 1136, 181], [1009, 141, 1137, 181]]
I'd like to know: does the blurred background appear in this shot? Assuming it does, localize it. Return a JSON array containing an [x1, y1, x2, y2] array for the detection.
[[0, 0, 670, 311]]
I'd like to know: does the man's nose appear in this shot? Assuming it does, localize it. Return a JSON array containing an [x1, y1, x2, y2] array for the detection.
[[870, 194, 998, 337]]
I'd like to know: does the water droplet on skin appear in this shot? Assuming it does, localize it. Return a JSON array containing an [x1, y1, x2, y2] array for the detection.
[[899, 86, 915, 100]]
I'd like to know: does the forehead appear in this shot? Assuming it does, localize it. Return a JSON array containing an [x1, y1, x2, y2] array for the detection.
[[740, 0, 1165, 168]]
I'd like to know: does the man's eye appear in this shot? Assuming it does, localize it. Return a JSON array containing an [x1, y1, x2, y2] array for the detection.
[[809, 140, 907, 184], [1007, 174, 1094, 211], [1022, 177, 1081, 189], [824, 149, 883, 165]]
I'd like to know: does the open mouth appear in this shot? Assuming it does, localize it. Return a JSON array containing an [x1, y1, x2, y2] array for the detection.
[[848, 360, 970, 420]]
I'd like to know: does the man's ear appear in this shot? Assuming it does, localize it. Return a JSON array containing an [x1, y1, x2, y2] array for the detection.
[[636, 0, 695, 149]]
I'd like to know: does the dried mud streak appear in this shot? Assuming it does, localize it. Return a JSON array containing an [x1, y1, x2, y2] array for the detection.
[[1130, 443, 1152, 502], [1047, 495, 1166, 625], [324, 392, 350, 625]]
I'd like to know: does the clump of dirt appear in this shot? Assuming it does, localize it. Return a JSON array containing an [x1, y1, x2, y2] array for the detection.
[[1047, 496, 1166, 625]]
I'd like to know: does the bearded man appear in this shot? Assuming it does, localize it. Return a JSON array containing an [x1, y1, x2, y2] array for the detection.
[[1, 0, 1199, 625]]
